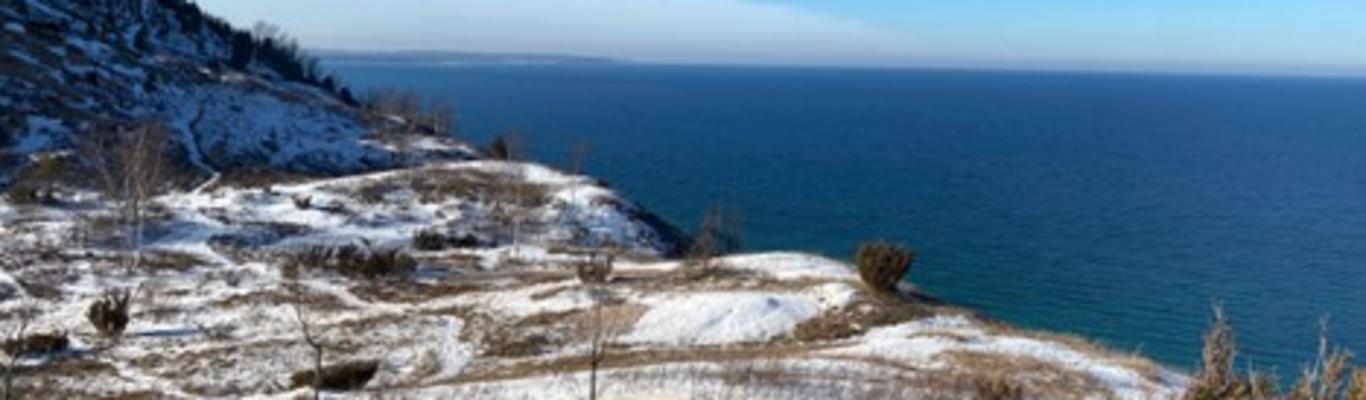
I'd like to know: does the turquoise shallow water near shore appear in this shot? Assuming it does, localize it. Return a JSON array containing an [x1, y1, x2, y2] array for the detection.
[[330, 63, 1366, 374]]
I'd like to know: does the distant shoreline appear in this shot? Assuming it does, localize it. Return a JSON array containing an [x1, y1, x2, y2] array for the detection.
[[313, 49, 625, 67], [317, 49, 1366, 80]]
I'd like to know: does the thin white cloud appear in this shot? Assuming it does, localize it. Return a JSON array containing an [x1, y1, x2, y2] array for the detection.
[[196, 0, 918, 66]]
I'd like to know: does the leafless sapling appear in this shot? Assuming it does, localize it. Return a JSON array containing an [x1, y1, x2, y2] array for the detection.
[[292, 298, 325, 400], [80, 122, 169, 270]]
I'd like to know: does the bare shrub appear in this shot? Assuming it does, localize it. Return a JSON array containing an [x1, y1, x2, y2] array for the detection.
[[287, 290, 377, 396], [1183, 304, 1247, 400], [86, 289, 132, 339], [1287, 319, 1354, 400], [4, 154, 67, 205], [685, 203, 741, 277], [284, 245, 417, 279], [424, 97, 457, 136], [575, 252, 614, 285], [485, 132, 525, 161], [291, 195, 312, 210], [487, 164, 549, 252], [364, 87, 456, 135], [193, 322, 235, 341], [366, 87, 422, 122], [854, 241, 915, 294]]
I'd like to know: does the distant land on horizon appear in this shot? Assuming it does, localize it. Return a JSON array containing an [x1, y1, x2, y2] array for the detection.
[[314, 49, 625, 66], [316, 49, 1366, 81]]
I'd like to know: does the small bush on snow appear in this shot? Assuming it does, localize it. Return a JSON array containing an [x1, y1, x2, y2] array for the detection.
[[86, 289, 132, 338], [4, 154, 68, 205], [854, 241, 915, 294]]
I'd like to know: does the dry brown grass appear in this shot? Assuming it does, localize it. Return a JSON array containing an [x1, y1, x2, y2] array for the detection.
[[1182, 306, 1365, 400], [982, 321, 1164, 383], [205, 168, 318, 189], [348, 280, 482, 304], [214, 287, 348, 312], [1349, 369, 1366, 400], [4, 358, 124, 399], [483, 334, 556, 358], [475, 303, 645, 360], [382, 168, 551, 207], [938, 350, 1105, 399], [794, 289, 937, 342]]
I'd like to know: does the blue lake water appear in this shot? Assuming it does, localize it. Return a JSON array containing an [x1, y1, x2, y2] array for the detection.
[[330, 63, 1366, 375]]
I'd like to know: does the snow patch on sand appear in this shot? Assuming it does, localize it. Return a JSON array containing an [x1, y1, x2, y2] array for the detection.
[[721, 252, 854, 280]]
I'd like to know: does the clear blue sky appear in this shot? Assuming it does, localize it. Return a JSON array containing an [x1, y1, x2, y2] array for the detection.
[[196, 0, 1366, 75]]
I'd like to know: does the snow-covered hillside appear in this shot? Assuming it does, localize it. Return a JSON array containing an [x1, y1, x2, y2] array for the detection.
[[0, 173, 1188, 397], [0, 158, 1183, 399], [1, 0, 462, 184]]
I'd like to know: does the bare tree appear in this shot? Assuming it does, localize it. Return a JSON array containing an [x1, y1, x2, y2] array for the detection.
[[566, 139, 591, 176], [251, 21, 285, 45], [489, 163, 538, 261], [579, 253, 617, 400], [686, 202, 742, 276], [292, 298, 324, 400], [425, 97, 457, 136], [81, 122, 169, 270], [587, 298, 607, 400], [365, 87, 423, 124]]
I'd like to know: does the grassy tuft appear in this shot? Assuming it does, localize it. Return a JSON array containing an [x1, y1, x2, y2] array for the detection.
[[854, 241, 914, 294]]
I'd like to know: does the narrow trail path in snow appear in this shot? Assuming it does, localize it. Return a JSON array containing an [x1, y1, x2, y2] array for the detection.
[[182, 106, 221, 195]]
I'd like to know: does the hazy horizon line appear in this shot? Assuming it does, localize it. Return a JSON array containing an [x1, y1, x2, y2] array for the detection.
[[314, 47, 1366, 80]]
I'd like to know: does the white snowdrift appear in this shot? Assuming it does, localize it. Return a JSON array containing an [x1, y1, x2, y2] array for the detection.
[[623, 292, 821, 346]]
